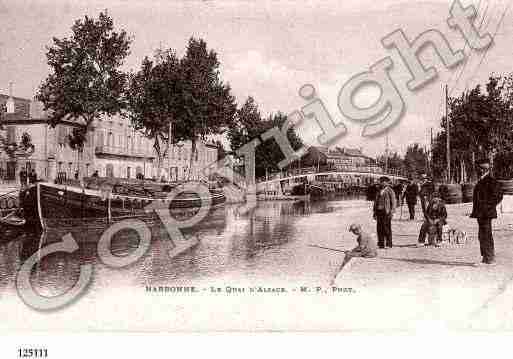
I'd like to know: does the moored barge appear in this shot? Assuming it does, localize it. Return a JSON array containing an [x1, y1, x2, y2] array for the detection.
[[21, 178, 226, 231]]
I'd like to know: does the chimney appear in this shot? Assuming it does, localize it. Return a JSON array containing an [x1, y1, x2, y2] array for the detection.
[[6, 82, 15, 114]]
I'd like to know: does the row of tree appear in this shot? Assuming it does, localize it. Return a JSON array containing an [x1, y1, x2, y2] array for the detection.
[[376, 143, 429, 179], [30, 11, 304, 181], [31, 12, 243, 180], [431, 74, 513, 181]]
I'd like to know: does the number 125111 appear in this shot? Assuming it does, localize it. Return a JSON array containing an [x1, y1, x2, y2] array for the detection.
[[18, 348, 48, 358]]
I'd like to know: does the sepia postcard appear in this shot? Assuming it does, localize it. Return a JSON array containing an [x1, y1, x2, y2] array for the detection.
[[2, 0, 513, 337]]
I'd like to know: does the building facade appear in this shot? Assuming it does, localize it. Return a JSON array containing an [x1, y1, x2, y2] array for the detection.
[[301, 146, 378, 170], [0, 92, 217, 183]]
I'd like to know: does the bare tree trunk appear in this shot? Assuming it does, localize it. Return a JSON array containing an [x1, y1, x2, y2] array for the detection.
[[187, 138, 197, 181], [154, 135, 170, 180]]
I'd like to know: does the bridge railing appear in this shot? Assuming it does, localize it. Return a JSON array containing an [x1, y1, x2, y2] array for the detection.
[[257, 165, 407, 183]]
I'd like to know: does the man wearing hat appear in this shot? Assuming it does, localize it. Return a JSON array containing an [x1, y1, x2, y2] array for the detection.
[[403, 179, 419, 220], [373, 176, 397, 248], [471, 158, 503, 265], [419, 174, 435, 217]]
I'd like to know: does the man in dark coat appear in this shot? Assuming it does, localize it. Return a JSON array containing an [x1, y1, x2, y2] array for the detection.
[[393, 182, 404, 203], [28, 168, 38, 184], [373, 176, 397, 248], [419, 174, 435, 217], [471, 158, 503, 265], [403, 179, 419, 220], [19, 167, 27, 188], [418, 192, 447, 247]]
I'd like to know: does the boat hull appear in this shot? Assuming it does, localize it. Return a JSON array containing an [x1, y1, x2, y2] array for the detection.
[[22, 182, 226, 231]]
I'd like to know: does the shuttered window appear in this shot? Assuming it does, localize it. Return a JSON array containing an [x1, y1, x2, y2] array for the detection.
[[6, 126, 15, 143], [57, 126, 66, 145]]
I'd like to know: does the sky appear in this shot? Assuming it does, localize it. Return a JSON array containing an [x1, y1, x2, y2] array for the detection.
[[0, 0, 512, 156]]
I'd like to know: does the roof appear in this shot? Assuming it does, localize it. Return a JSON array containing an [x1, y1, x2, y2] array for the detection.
[[0, 94, 31, 119], [341, 147, 364, 157], [0, 94, 31, 103], [310, 146, 368, 158]]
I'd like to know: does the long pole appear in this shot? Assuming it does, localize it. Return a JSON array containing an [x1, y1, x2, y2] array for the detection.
[[429, 127, 433, 176], [445, 84, 451, 183], [385, 134, 389, 173]]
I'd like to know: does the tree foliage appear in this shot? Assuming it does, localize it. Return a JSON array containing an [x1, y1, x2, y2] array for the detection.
[[432, 75, 513, 181], [403, 143, 428, 178], [126, 49, 181, 168], [36, 11, 132, 145], [227, 97, 303, 178], [127, 38, 237, 179], [0, 129, 35, 160]]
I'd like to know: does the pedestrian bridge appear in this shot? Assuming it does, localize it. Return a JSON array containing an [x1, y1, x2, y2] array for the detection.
[[256, 169, 407, 193], [257, 171, 407, 185]]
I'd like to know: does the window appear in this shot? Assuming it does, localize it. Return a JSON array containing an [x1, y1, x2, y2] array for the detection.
[[6, 126, 16, 143], [58, 126, 66, 145], [126, 167, 131, 179], [96, 131, 104, 147], [106, 164, 114, 178]]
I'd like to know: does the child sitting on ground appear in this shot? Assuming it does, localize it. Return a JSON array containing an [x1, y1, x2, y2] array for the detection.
[[330, 223, 377, 285]]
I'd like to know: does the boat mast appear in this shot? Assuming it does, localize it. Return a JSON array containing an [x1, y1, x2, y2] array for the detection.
[[446, 84, 451, 183]]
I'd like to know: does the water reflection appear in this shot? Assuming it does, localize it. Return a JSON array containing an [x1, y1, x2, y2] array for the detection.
[[0, 196, 365, 296]]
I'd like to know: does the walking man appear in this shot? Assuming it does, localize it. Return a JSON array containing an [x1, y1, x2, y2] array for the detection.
[[471, 158, 503, 266], [19, 167, 27, 189], [403, 179, 419, 220], [373, 176, 397, 249]]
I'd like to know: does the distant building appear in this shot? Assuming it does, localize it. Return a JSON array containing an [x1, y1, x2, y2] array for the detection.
[[0, 89, 217, 183], [301, 146, 378, 170]]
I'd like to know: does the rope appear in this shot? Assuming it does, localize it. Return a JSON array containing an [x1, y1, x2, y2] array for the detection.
[[0, 190, 19, 199]]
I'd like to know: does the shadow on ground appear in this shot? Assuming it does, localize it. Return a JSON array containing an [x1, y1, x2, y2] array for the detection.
[[381, 257, 475, 267]]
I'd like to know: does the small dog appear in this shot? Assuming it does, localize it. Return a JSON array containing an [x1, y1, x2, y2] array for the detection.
[[442, 224, 468, 244]]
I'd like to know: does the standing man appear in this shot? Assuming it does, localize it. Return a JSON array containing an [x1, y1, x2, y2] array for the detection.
[[471, 158, 503, 266], [19, 167, 27, 189], [393, 181, 403, 204], [28, 168, 38, 184], [419, 174, 435, 217], [373, 176, 397, 249], [403, 179, 419, 220]]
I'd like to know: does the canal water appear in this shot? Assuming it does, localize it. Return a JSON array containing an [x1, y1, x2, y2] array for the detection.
[[0, 196, 373, 298]]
